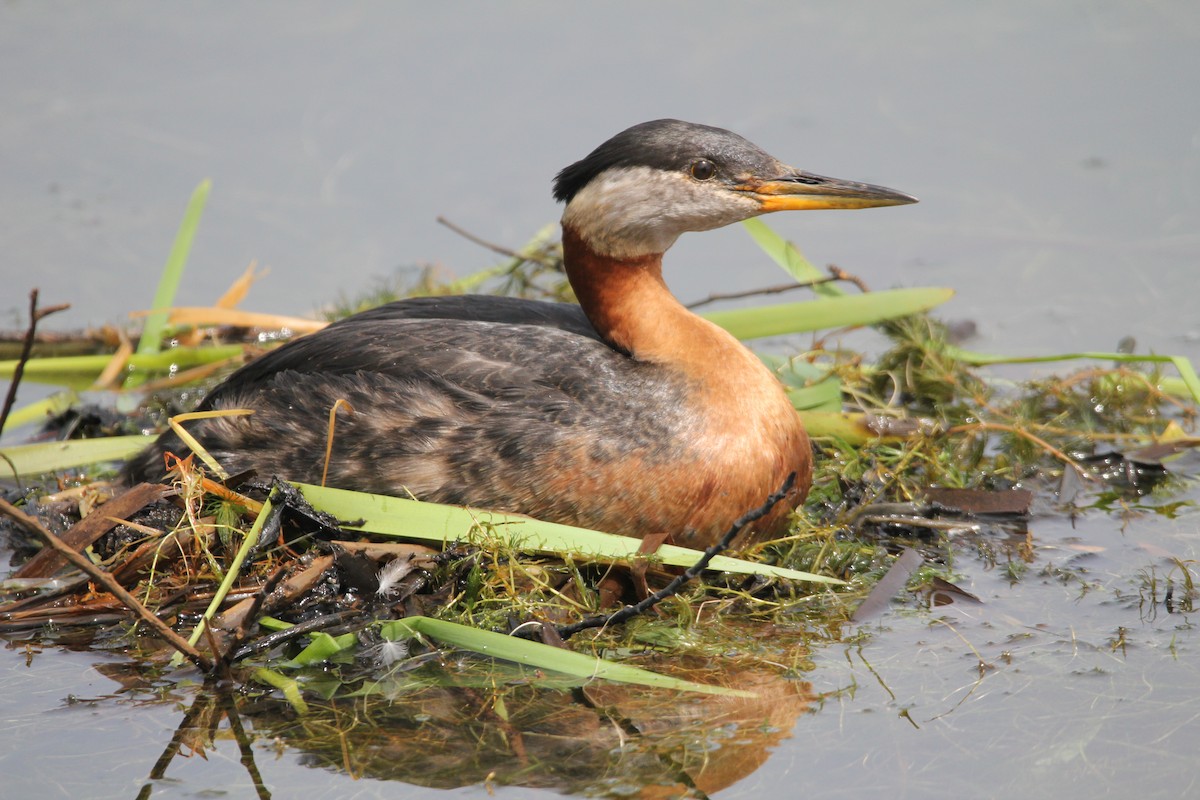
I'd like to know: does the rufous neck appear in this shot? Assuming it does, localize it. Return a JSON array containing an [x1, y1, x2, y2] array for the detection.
[[562, 224, 699, 361]]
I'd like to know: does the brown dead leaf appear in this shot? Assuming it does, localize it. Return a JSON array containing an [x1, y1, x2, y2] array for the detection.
[[925, 487, 1033, 516], [14, 483, 171, 579]]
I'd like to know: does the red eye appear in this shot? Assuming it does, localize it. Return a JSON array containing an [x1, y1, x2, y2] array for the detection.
[[690, 159, 716, 181]]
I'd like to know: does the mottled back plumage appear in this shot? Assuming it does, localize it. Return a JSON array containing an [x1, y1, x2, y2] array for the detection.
[[126, 301, 704, 536]]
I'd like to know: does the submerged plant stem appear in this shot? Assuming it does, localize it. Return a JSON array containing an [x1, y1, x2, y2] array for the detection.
[[946, 421, 1087, 476]]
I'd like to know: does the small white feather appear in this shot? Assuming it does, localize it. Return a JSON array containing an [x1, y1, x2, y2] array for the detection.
[[376, 555, 416, 598]]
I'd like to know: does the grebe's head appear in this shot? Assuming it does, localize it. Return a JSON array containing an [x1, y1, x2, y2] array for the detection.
[[555, 119, 916, 259]]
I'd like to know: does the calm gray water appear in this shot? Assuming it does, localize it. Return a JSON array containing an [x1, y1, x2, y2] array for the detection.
[[2, 2, 1199, 798]]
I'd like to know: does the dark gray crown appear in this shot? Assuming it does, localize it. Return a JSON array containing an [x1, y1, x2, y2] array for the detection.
[[553, 119, 776, 204]]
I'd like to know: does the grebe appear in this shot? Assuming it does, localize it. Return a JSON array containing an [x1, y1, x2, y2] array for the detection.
[[126, 120, 915, 548]]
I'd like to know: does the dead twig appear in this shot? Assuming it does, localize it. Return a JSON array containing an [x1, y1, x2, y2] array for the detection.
[[218, 556, 334, 663], [826, 264, 871, 293], [548, 472, 798, 640], [436, 216, 526, 261], [685, 280, 833, 310], [0, 327, 118, 360], [684, 265, 874, 310], [0, 496, 213, 672], [226, 561, 292, 652], [229, 608, 365, 662], [0, 289, 71, 435]]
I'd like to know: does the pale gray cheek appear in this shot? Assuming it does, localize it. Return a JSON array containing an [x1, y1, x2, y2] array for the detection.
[[561, 167, 764, 258], [562, 203, 668, 258]]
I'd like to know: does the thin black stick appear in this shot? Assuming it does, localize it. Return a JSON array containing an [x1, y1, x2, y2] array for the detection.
[[221, 561, 292, 663], [552, 472, 797, 640], [436, 216, 526, 260], [685, 280, 834, 310], [229, 608, 365, 662], [684, 265, 873, 310], [0, 290, 71, 435]]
